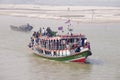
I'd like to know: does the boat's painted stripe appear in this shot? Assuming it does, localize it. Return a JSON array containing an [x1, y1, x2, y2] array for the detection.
[[33, 49, 89, 63], [68, 57, 86, 62]]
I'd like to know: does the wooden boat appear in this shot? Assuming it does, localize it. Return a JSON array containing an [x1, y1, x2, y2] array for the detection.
[[10, 23, 33, 32], [28, 26, 92, 63]]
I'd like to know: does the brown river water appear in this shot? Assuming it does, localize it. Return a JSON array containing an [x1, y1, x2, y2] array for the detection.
[[0, 15, 120, 80]]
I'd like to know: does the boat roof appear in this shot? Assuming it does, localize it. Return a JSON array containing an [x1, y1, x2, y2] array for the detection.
[[40, 34, 85, 40]]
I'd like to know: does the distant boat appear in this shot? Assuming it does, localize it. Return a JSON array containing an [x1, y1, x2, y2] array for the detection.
[[10, 23, 33, 32], [28, 27, 92, 63]]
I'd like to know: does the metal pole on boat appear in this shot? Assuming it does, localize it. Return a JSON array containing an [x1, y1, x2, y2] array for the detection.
[[57, 39, 59, 50], [54, 39, 55, 50], [48, 40, 50, 49]]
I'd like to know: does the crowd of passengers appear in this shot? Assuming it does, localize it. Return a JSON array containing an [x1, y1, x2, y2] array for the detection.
[[28, 27, 91, 52]]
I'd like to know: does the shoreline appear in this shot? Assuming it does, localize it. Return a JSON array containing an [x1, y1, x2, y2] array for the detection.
[[0, 4, 120, 23]]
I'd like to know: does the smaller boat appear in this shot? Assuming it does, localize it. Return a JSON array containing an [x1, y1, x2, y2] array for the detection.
[[10, 23, 33, 32]]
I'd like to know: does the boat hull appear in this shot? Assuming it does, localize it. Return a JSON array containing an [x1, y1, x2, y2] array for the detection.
[[33, 49, 92, 63]]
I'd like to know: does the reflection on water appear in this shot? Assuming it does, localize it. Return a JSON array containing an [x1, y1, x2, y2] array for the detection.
[[0, 15, 120, 80]]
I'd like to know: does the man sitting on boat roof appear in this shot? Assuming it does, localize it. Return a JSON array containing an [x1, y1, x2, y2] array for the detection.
[[42, 27, 57, 37]]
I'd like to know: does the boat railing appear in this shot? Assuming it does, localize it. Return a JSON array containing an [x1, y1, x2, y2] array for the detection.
[[35, 45, 89, 57]]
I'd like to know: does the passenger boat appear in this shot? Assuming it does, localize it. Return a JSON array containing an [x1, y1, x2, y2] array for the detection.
[[28, 27, 92, 63], [10, 23, 33, 32]]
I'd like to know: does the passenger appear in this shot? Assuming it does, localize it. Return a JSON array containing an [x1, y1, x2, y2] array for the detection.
[[32, 31, 36, 37], [46, 27, 53, 37], [84, 41, 90, 49], [69, 42, 72, 50], [72, 44, 77, 49], [75, 46, 81, 52], [87, 42, 91, 50], [59, 40, 62, 50], [81, 37, 86, 47], [39, 27, 42, 34], [84, 38, 87, 45], [56, 39, 59, 50], [36, 32, 39, 38], [35, 38, 39, 45], [48, 40, 51, 49], [31, 37, 34, 46], [66, 43, 70, 50], [50, 40, 53, 50], [42, 27, 45, 36]]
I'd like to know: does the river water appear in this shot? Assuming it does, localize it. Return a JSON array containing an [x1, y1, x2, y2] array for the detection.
[[0, 15, 120, 80]]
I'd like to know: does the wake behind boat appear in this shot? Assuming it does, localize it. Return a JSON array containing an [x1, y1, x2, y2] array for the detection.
[[10, 23, 33, 32], [28, 21, 92, 63]]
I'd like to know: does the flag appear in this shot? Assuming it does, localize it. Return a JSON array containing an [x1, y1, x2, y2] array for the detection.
[[58, 26, 63, 30], [65, 19, 70, 24]]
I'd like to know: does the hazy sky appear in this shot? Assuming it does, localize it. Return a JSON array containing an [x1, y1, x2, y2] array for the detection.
[[0, 0, 120, 7]]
